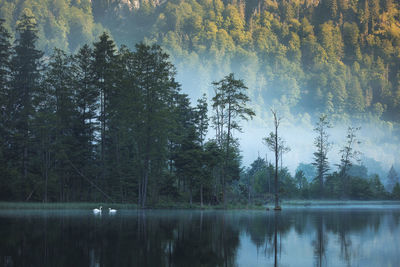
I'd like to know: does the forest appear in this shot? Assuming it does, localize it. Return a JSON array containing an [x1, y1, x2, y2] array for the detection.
[[1, 0, 400, 124], [0, 13, 399, 206]]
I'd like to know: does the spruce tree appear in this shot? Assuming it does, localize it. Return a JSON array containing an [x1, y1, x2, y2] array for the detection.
[[43, 48, 76, 201], [212, 73, 255, 206], [92, 32, 117, 180], [72, 44, 99, 199], [132, 43, 180, 207], [0, 18, 11, 100], [387, 166, 399, 193], [338, 126, 361, 198], [195, 93, 209, 206], [0, 18, 12, 199], [312, 114, 332, 197], [10, 14, 43, 198]]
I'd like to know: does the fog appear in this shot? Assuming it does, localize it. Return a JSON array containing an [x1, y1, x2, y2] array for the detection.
[[173, 62, 400, 180], [239, 119, 399, 175]]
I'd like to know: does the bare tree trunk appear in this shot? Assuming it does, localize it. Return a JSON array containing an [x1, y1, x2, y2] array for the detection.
[[24, 146, 28, 181], [275, 121, 278, 208], [274, 214, 278, 267], [142, 159, 149, 208], [223, 101, 232, 207], [272, 111, 280, 210], [200, 184, 203, 207], [138, 178, 142, 207], [189, 186, 192, 205]]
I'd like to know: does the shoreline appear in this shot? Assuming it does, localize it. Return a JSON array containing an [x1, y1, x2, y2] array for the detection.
[[1, 200, 400, 210]]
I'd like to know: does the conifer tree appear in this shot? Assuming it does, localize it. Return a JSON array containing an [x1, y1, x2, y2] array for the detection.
[[43, 48, 76, 201], [92, 32, 117, 177], [132, 43, 180, 208], [338, 126, 361, 198], [195, 93, 209, 206], [212, 73, 255, 205], [0, 18, 12, 199], [387, 166, 399, 193], [312, 114, 331, 197], [72, 44, 98, 164], [10, 14, 43, 198]]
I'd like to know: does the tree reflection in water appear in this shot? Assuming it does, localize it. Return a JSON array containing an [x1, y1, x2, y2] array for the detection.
[[0, 209, 399, 266]]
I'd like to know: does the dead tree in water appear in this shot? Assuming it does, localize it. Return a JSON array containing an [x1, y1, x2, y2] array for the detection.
[[263, 109, 289, 210]]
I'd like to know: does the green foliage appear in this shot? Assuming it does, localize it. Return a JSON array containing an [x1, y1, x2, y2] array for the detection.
[[3, 0, 400, 126], [211, 72, 254, 205], [312, 114, 331, 196], [1, 3, 399, 204], [387, 165, 399, 192], [392, 183, 400, 199], [0, 0, 104, 53]]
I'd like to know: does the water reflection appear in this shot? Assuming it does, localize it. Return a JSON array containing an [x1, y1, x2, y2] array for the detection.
[[0, 208, 399, 266]]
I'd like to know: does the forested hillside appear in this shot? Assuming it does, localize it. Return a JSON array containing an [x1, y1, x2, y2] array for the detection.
[[0, 0, 400, 204], [1, 0, 400, 123]]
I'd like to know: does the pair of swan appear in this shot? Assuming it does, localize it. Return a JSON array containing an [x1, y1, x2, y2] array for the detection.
[[92, 206, 117, 215]]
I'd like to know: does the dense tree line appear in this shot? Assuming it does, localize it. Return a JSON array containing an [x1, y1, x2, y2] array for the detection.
[[0, 0, 103, 52], [94, 0, 400, 126], [242, 114, 400, 203], [1, 0, 400, 128], [0, 15, 255, 205], [1, 13, 399, 205]]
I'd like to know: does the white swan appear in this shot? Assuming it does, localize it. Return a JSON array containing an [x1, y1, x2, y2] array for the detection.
[[108, 208, 117, 214], [93, 206, 102, 214]]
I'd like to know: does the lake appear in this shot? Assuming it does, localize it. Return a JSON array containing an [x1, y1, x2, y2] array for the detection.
[[1, 206, 399, 266]]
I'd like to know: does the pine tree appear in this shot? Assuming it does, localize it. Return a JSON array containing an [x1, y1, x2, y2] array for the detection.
[[43, 48, 77, 201], [92, 32, 117, 179], [211, 73, 255, 206], [71, 44, 101, 200], [328, 0, 338, 19], [195, 93, 209, 206], [10, 14, 43, 199], [175, 126, 202, 205], [369, 174, 387, 199], [338, 126, 361, 198], [196, 93, 209, 146], [0, 18, 13, 200], [72, 44, 98, 164], [312, 114, 332, 197], [132, 43, 180, 208], [387, 165, 399, 193], [171, 92, 197, 201], [0, 18, 11, 99], [392, 183, 400, 200]]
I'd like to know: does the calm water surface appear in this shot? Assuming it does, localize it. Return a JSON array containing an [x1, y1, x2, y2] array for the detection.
[[1, 207, 400, 266]]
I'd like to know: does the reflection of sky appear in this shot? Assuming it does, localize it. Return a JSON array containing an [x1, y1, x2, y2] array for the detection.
[[236, 229, 316, 266], [2, 209, 400, 266], [236, 213, 400, 267]]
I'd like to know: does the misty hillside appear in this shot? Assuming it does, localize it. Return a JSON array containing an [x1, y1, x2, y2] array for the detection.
[[1, 0, 400, 203], [1, 0, 400, 124], [1, 0, 400, 173]]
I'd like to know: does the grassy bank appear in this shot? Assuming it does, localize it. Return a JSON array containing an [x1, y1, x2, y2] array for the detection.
[[0, 201, 266, 210], [1, 200, 399, 210], [0, 202, 138, 210]]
